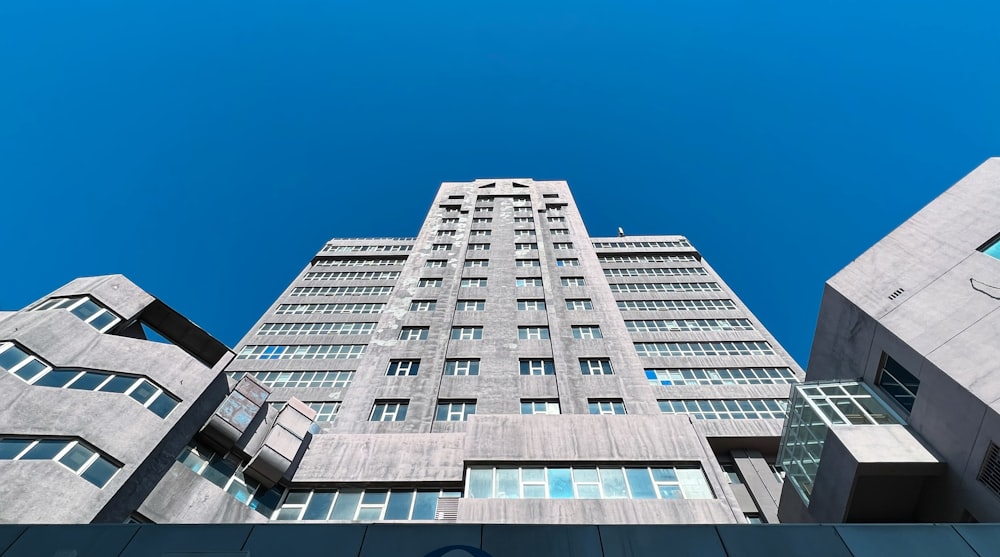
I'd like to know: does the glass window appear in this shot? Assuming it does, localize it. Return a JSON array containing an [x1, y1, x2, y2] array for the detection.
[[521, 400, 560, 415], [516, 278, 543, 287], [436, 401, 476, 422], [560, 277, 586, 286], [387, 360, 420, 376], [520, 359, 555, 375], [572, 325, 603, 339], [399, 327, 429, 340], [370, 401, 408, 422], [580, 359, 614, 375], [589, 399, 626, 415], [518, 326, 549, 340], [515, 259, 540, 267], [456, 299, 485, 311], [451, 327, 483, 340], [566, 299, 593, 310], [409, 300, 436, 311], [876, 354, 919, 413], [517, 299, 546, 311], [444, 359, 480, 376]]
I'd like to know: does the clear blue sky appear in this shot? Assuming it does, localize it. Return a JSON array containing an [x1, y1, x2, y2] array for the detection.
[[2, 1, 999, 366]]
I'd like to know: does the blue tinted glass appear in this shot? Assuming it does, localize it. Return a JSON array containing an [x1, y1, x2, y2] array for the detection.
[[129, 380, 158, 403], [14, 359, 47, 381], [411, 491, 438, 520], [68, 372, 108, 391], [0, 346, 29, 371], [645, 370, 657, 380], [303, 491, 336, 520], [385, 491, 414, 520], [984, 239, 1000, 259], [88, 311, 117, 331], [33, 369, 81, 388], [70, 300, 100, 320], [98, 375, 137, 393], [81, 458, 118, 488], [626, 468, 657, 499], [548, 468, 573, 498], [148, 394, 179, 418], [330, 491, 362, 520], [0, 439, 33, 459], [22, 439, 68, 460]]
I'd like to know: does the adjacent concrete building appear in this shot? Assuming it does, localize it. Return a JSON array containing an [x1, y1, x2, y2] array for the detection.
[[777, 158, 1000, 523], [0, 178, 803, 525]]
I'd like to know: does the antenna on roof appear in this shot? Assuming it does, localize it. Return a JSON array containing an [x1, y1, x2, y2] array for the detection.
[[618, 227, 625, 237]]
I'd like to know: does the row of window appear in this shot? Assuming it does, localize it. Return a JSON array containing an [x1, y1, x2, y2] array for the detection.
[[31, 296, 121, 332], [408, 299, 594, 312], [617, 299, 737, 311], [236, 345, 366, 360], [441, 216, 562, 224], [322, 245, 412, 253], [599, 254, 699, 263], [399, 325, 604, 340], [645, 367, 798, 385], [230, 370, 354, 389], [273, 488, 458, 522], [467, 466, 713, 500], [303, 271, 400, 280], [625, 318, 754, 332], [634, 341, 775, 357], [604, 267, 707, 277], [593, 240, 691, 249], [385, 358, 613, 377], [658, 399, 788, 420], [609, 282, 722, 293], [417, 277, 586, 287], [275, 303, 384, 315], [423, 258, 581, 268], [256, 322, 376, 336], [271, 400, 342, 423], [290, 286, 394, 297], [369, 398, 631, 422], [428, 242, 575, 251], [313, 257, 407, 267], [0, 437, 119, 488], [0, 343, 179, 418]]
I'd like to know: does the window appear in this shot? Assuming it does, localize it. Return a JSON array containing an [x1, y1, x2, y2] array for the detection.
[[408, 300, 436, 311], [417, 278, 442, 288], [474, 206, 493, 214], [451, 327, 483, 340], [980, 235, 1000, 260], [561, 277, 586, 286], [437, 230, 456, 237], [515, 243, 538, 250], [553, 242, 574, 250], [626, 319, 754, 332], [271, 488, 460, 521], [658, 399, 788, 420], [515, 230, 536, 237], [604, 267, 708, 277], [230, 371, 354, 389], [476, 195, 494, 203], [876, 354, 919, 413], [275, 303, 384, 315], [444, 359, 480, 376], [520, 359, 555, 375], [616, 299, 737, 312], [371, 401, 408, 422], [572, 326, 603, 339], [387, 360, 420, 376], [303, 271, 401, 280], [237, 344, 367, 360], [518, 326, 550, 340], [599, 254, 699, 263], [516, 259, 540, 267], [514, 217, 534, 223], [176, 442, 282, 515], [399, 327, 429, 340], [516, 277, 543, 287], [580, 359, 614, 375], [306, 401, 341, 423], [323, 244, 414, 253], [521, 400, 560, 415], [424, 260, 447, 268], [609, 282, 721, 293], [0, 343, 180, 418], [291, 286, 394, 297], [547, 216, 566, 223], [31, 297, 121, 333], [550, 229, 570, 236], [543, 193, 559, 199], [470, 230, 492, 237], [441, 217, 459, 224], [633, 342, 774, 357], [432, 244, 452, 251], [592, 240, 691, 249], [517, 299, 546, 311], [566, 299, 593, 310], [466, 465, 714, 500], [473, 217, 492, 224], [464, 259, 489, 267], [468, 243, 491, 251], [440, 205, 461, 213], [456, 299, 485, 311], [0, 437, 119, 488], [461, 278, 488, 288], [257, 322, 377, 336], [314, 257, 407, 267], [556, 258, 579, 267], [436, 401, 476, 422], [645, 367, 798, 386], [589, 399, 626, 415]]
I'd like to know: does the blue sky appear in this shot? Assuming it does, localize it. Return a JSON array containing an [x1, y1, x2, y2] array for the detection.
[[2, 1, 999, 366]]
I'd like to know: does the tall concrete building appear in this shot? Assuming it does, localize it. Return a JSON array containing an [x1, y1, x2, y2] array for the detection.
[[0, 178, 803, 526]]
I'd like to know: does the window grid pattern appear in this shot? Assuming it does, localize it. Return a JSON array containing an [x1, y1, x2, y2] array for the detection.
[[517, 299, 546, 311], [515, 243, 539, 250], [634, 341, 774, 357], [322, 245, 412, 253], [514, 230, 536, 237], [451, 327, 483, 340], [464, 259, 489, 267], [599, 254, 699, 263], [566, 299, 594, 310], [609, 282, 721, 293], [307, 401, 341, 422], [645, 367, 798, 386], [276, 303, 384, 315], [436, 401, 476, 422], [658, 399, 788, 420], [521, 400, 560, 415], [550, 229, 570, 235], [370, 401, 408, 422], [516, 278, 543, 287], [561, 277, 586, 286], [424, 260, 447, 268], [460, 278, 488, 288], [431, 244, 452, 251], [237, 345, 367, 360], [444, 359, 480, 376], [516, 259, 540, 267], [617, 300, 737, 311], [456, 300, 486, 311], [589, 399, 626, 415], [399, 328, 429, 340], [409, 300, 437, 311], [418, 278, 443, 287], [520, 359, 555, 375], [580, 359, 614, 375], [514, 217, 534, 223], [314, 258, 407, 267], [604, 267, 708, 277], [876, 354, 920, 413], [473, 217, 492, 224], [0, 343, 179, 418], [593, 240, 690, 249], [518, 326, 550, 340], [290, 286, 394, 297], [626, 319, 754, 332], [272, 488, 460, 522], [229, 371, 354, 389], [387, 360, 420, 376], [256, 322, 376, 336], [547, 216, 566, 223], [31, 297, 121, 332], [468, 243, 491, 251], [553, 242, 574, 250], [441, 218, 459, 224], [556, 259, 580, 267], [467, 465, 713, 500], [0, 437, 119, 488], [303, 271, 400, 280], [572, 326, 603, 339], [176, 443, 283, 517]]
